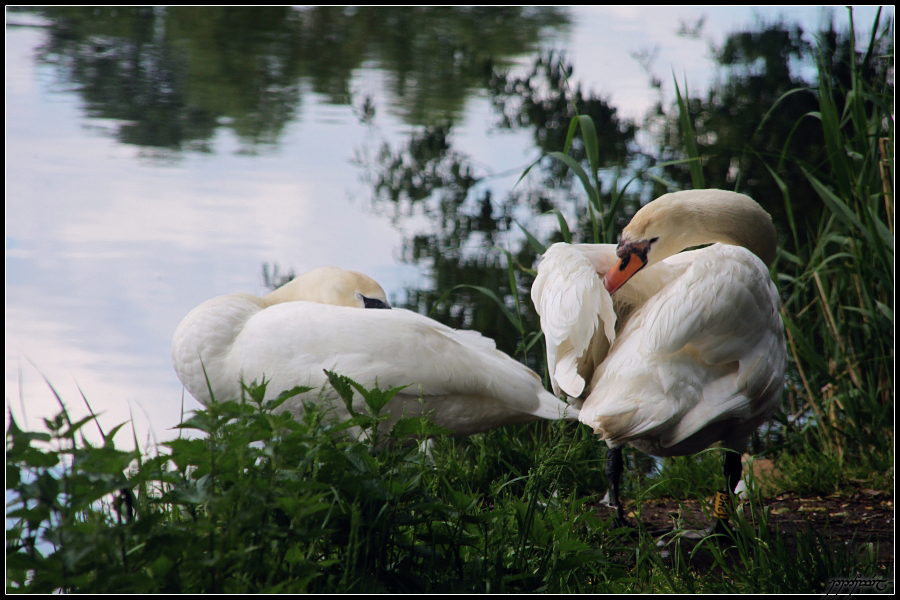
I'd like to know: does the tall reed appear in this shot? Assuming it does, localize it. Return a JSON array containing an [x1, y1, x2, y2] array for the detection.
[[769, 9, 893, 485]]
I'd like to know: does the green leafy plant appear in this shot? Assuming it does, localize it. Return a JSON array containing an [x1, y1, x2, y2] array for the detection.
[[7, 368, 889, 593]]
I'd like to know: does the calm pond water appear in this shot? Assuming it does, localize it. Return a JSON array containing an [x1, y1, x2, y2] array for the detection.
[[5, 6, 887, 449]]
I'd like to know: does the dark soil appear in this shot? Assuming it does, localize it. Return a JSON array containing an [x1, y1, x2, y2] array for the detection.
[[611, 483, 894, 573]]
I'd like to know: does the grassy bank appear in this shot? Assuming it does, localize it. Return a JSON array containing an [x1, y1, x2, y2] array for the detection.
[[5, 377, 890, 593]]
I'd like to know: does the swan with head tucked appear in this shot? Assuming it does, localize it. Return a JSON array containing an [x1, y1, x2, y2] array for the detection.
[[173, 266, 577, 438], [531, 190, 785, 530]]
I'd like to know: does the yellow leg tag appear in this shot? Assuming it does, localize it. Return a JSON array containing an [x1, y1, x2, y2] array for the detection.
[[714, 491, 730, 520]]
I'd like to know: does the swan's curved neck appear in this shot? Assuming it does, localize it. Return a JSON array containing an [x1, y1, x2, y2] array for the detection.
[[628, 191, 777, 267], [262, 276, 358, 308], [263, 278, 316, 306], [678, 200, 776, 266], [259, 266, 388, 309]]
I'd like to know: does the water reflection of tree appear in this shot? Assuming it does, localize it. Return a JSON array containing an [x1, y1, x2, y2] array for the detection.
[[360, 7, 570, 124], [650, 18, 893, 251], [30, 6, 570, 155], [368, 125, 526, 364], [33, 6, 304, 154], [368, 55, 638, 368], [488, 52, 640, 236], [365, 16, 893, 369], [490, 52, 634, 162], [24, 7, 893, 368]]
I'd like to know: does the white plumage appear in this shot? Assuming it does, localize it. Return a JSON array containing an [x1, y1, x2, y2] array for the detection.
[[586, 244, 781, 455], [531, 190, 786, 526], [173, 266, 577, 437], [532, 190, 784, 455]]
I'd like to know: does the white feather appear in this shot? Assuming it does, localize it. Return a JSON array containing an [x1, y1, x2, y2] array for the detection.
[[531, 190, 785, 459], [531, 243, 617, 397], [173, 267, 578, 438]]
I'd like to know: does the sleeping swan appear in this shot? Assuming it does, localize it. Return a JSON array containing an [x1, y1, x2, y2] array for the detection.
[[531, 190, 785, 530], [172, 266, 577, 437]]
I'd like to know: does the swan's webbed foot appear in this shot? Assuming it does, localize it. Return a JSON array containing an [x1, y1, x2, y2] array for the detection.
[[603, 492, 673, 536], [604, 446, 628, 528], [608, 502, 632, 531], [692, 448, 743, 539], [604, 446, 674, 536], [704, 450, 743, 538]]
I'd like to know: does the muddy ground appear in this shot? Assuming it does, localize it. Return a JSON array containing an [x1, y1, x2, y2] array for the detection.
[[610, 482, 893, 577]]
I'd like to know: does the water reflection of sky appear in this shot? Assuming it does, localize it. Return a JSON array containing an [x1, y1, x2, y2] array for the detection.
[[5, 7, 889, 449]]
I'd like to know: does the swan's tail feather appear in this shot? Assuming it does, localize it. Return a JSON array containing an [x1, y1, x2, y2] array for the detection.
[[531, 389, 581, 421]]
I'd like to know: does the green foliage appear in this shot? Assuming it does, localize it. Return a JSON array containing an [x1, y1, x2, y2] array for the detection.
[[767, 8, 893, 483], [7, 377, 888, 592], [644, 450, 723, 501], [4, 379, 615, 593], [673, 76, 706, 189]]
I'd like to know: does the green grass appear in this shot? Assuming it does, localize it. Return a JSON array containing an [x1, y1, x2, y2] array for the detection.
[[6, 378, 890, 593], [763, 9, 893, 489]]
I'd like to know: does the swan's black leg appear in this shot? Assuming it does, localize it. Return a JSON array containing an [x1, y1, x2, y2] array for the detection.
[[724, 449, 742, 493], [711, 450, 743, 535], [605, 446, 629, 526], [605, 447, 673, 536]]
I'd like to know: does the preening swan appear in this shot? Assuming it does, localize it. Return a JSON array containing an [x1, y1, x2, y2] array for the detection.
[[173, 266, 577, 438], [532, 189, 785, 530]]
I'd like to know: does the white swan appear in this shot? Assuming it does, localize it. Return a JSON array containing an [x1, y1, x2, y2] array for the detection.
[[532, 190, 785, 529], [173, 266, 577, 438]]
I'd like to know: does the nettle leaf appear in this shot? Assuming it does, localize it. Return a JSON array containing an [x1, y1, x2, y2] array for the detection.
[[325, 370, 408, 415], [390, 417, 452, 438], [351, 380, 408, 415], [269, 385, 315, 412], [324, 370, 358, 415]]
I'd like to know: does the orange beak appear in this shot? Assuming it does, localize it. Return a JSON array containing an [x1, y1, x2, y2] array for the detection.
[[603, 251, 646, 294]]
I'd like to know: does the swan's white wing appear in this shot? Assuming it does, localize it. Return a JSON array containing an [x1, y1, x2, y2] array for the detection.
[[580, 244, 785, 452], [643, 246, 776, 361], [653, 246, 785, 447], [221, 303, 575, 425], [172, 292, 266, 404], [532, 243, 618, 398]]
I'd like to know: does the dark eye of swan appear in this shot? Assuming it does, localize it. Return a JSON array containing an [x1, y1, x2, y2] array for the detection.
[[360, 294, 391, 309]]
